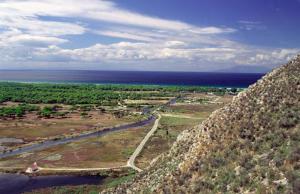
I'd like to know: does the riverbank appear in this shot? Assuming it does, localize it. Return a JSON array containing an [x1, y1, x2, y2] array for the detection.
[[0, 166, 131, 176], [0, 116, 155, 160]]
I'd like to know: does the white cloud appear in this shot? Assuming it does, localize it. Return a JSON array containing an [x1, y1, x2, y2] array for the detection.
[[6, 34, 67, 46], [164, 41, 187, 48], [94, 31, 156, 42], [0, 28, 68, 48], [0, 0, 232, 33], [0, 0, 237, 56], [29, 41, 299, 72], [246, 49, 300, 64], [0, 0, 298, 71], [189, 27, 236, 34], [32, 41, 239, 63], [0, 16, 86, 36]]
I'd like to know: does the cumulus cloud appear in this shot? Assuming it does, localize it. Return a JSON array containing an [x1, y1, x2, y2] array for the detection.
[[246, 49, 300, 64], [32, 41, 239, 63], [30, 41, 299, 71], [0, 0, 298, 71]]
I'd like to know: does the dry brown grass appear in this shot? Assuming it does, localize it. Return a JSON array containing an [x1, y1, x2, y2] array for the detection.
[[0, 124, 152, 169], [0, 104, 137, 151], [135, 95, 232, 169]]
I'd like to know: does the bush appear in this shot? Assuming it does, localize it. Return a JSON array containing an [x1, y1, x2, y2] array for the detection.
[[0, 104, 39, 118], [39, 106, 54, 118]]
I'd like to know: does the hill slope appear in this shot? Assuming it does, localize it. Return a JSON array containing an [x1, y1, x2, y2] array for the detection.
[[104, 55, 300, 193]]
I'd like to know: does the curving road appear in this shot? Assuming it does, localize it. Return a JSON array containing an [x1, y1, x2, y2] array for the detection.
[[126, 113, 161, 172], [161, 113, 203, 119], [32, 114, 161, 173]]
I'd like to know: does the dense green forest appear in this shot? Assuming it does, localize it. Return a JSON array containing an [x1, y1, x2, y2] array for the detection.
[[0, 82, 232, 105]]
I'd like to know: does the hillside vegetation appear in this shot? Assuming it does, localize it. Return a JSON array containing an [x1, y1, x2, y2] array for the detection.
[[103, 55, 300, 193]]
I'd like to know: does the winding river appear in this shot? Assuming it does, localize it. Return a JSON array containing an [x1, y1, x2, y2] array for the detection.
[[0, 116, 155, 193], [0, 115, 155, 159], [0, 98, 176, 193], [0, 173, 104, 194]]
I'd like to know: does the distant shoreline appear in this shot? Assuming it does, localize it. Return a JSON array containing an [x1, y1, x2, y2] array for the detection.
[[0, 80, 247, 89], [0, 69, 267, 74]]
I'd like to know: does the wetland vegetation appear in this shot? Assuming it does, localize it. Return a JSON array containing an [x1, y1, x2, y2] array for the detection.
[[0, 82, 237, 193]]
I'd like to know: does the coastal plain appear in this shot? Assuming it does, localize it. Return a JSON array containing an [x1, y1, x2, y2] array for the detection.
[[0, 82, 236, 193]]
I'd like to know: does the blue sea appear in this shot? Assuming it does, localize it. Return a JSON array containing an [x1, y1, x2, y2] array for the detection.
[[0, 70, 265, 88]]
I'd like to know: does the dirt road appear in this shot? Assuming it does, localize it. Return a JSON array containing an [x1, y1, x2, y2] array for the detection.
[[161, 113, 202, 119], [126, 113, 161, 172]]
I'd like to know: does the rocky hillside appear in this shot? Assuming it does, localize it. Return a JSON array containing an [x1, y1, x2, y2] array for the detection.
[[103, 55, 300, 193]]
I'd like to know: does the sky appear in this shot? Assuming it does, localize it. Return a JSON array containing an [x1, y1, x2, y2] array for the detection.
[[0, 0, 299, 72]]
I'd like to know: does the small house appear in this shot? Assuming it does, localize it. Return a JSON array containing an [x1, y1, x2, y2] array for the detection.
[[25, 162, 39, 173]]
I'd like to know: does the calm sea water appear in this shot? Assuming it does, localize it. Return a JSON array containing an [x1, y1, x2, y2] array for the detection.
[[0, 70, 264, 87]]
